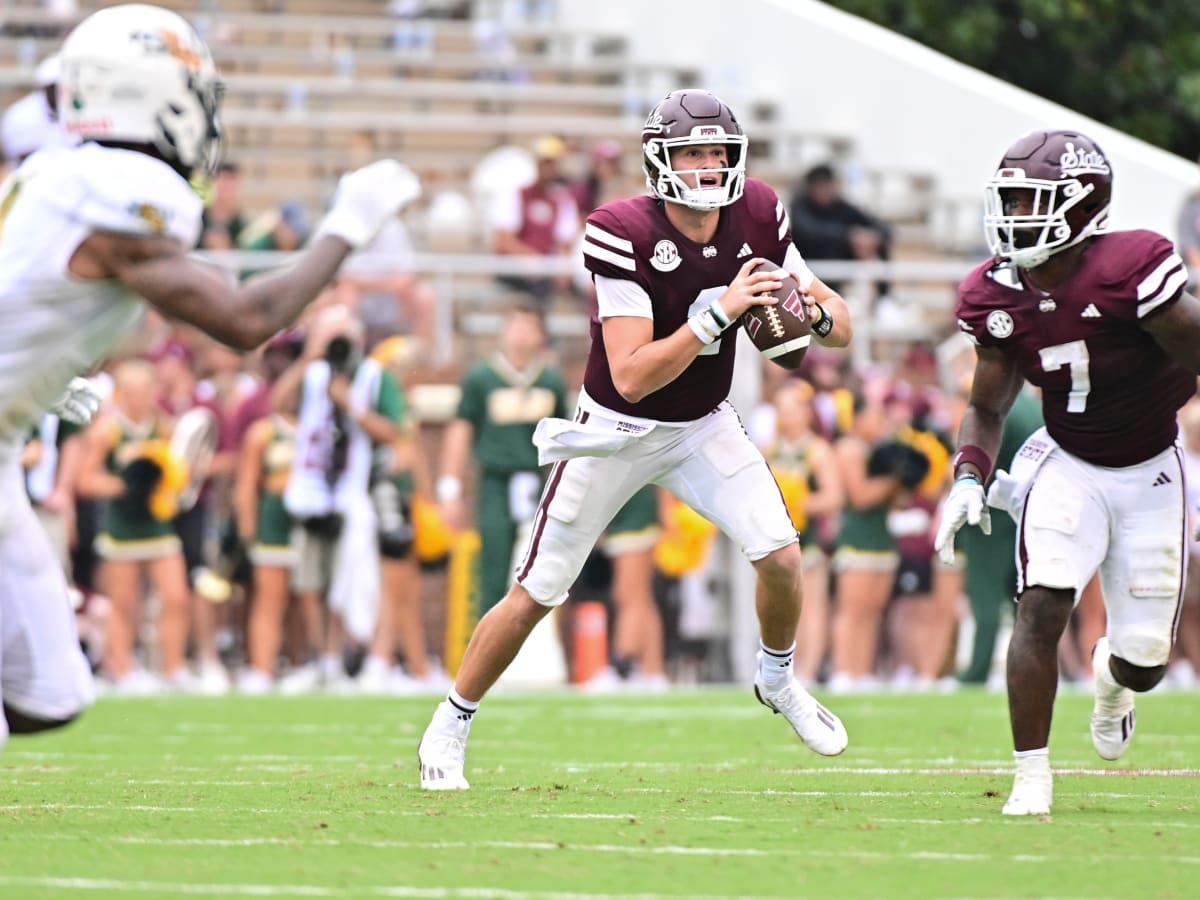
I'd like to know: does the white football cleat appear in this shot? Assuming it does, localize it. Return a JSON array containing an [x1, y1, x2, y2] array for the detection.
[[754, 675, 848, 756], [1090, 637, 1136, 761], [418, 705, 471, 791], [1002, 766, 1053, 816]]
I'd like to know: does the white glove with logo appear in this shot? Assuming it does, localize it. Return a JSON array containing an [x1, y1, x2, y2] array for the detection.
[[314, 159, 422, 250], [934, 476, 991, 566], [49, 377, 102, 425]]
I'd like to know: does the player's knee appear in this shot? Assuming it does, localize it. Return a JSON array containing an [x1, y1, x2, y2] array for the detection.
[[1015, 587, 1074, 641], [500, 582, 555, 626], [3, 703, 82, 736], [1109, 655, 1167, 693], [753, 542, 803, 586]]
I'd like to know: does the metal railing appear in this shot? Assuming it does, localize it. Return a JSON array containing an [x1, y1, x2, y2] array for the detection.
[[199, 249, 978, 365]]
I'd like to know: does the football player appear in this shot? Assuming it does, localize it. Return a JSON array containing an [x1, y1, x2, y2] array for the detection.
[[419, 89, 852, 790], [935, 129, 1200, 815], [0, 3, 419, 749]]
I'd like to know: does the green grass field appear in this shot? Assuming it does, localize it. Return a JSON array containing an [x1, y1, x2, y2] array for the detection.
[[0, 687, 1196, 899]]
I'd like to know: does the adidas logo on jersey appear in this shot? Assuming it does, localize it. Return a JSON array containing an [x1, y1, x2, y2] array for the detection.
[[1152, 472, 1172, 486], [737, 242, 753, 259], [1081, 303, 1102, 318]]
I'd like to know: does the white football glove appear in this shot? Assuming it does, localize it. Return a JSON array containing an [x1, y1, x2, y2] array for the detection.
[[49, 377, 102, 425], [314, 159, 422, 250], [933, 476, 991, 566]]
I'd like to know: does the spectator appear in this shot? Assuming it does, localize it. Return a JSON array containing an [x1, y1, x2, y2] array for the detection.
[[150, 338, 236, 694], [577, 485, 667, 692], [275, 305, 406, 690], [358, 336, 443, 693], [435, 304, 568, 621], [489, 136, 581, 307], [234, 406, 298, 693], [242, 200, 310, 252], [789, 163, 891, 298], [199, 161, 248, 250], [336, 219, 436, 348], [570, 139, 633, 216], [828, 392, 908, 691], [760, 379, 842, 687], [76, 360, 191, 693]]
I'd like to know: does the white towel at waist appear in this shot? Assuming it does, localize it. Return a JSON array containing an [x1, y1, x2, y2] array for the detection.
[[532, 415, 655, 465]]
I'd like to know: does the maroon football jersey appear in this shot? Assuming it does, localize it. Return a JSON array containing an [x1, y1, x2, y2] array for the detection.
[[580, 177, 793, 421], [957, 230, 1192, 467]]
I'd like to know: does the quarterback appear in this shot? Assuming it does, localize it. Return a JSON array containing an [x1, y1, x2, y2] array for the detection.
[[0, 4, 419, 747], [419, 89, 852, 790], [935, 129, 1200, 815]]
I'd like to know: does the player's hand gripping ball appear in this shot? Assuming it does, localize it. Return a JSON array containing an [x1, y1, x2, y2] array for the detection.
[[739, 261, 811, 370]]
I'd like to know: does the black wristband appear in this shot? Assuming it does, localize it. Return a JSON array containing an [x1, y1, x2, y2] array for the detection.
[[811, 303, 834, 338]]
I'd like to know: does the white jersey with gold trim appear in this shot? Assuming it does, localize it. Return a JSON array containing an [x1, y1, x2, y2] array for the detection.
[[0, 142, 201, 445]]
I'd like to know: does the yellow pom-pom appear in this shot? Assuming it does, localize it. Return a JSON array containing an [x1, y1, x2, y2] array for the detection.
[[413, 497, 454, 563], [141, 440, 189, 522]]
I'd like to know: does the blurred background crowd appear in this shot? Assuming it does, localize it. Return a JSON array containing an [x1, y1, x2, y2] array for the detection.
[[3, 0, 1200, 698]]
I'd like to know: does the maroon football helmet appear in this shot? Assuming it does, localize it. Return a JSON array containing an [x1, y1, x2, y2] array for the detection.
[[641, 89, 747, 211], [983, 129, 1112, 268]]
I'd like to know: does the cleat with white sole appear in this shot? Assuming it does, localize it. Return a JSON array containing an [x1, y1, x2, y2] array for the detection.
[[418, 706, 471, 790], [754, 675, 848, 756], [1002, 768, 1053, 816], [1090, 637, 1136, 761]]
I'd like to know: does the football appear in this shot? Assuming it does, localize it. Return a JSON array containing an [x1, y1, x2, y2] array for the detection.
[[739, 261, 811, 369]]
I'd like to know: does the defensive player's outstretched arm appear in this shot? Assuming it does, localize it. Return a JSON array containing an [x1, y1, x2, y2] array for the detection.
[[87, 231, 350, 352], [1142, 290, 1200, 372], [80, 160, 419, 352], [954, 345, 1025, 479]]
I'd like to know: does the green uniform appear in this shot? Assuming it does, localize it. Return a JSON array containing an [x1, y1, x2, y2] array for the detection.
[[252, 415, 297, 567], [957, 388, 1045, 683], [96, 417, 180, 561], [603, 485, 661, 555], [457, 354, 567, 614], [832, 436, 900, 571]]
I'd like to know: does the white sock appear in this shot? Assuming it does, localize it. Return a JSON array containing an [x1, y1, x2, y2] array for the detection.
[[441, 687, 478, 723], [1094, 650, 1125, 700], [1013, 747, 1050, 774], [758, 641, 795, 691]]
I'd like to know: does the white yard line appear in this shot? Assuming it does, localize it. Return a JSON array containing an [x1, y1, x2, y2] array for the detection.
[[0, 879, 768, 900], [14, 836, 1200, 866]]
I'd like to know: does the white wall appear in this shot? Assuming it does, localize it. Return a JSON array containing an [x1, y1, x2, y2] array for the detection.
[[556, 0, 1198, 244]]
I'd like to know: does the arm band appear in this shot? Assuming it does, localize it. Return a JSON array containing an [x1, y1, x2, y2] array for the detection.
[[708, 299, 731, 329], [811, 302, 834, 338], [951, 444, 993, 483], [688, 308, 723, 345]]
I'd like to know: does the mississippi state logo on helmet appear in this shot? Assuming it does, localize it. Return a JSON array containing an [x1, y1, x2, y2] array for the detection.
[[983, 129, 1112, 269], [641, 89, 747, 211]]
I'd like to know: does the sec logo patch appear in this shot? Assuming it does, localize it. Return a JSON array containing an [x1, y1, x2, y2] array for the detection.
[[650, 239, 681, 272], [986, 309, 1014, 339]]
